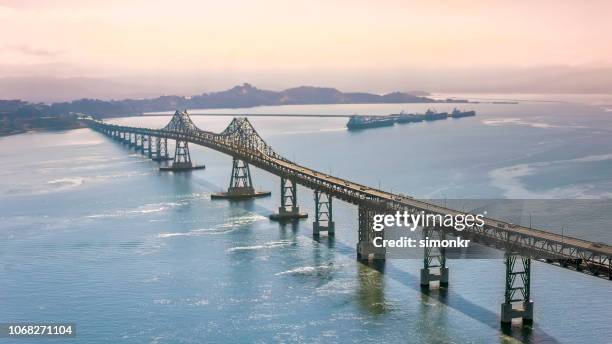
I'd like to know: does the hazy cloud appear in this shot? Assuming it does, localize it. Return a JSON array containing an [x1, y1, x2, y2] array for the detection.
[[1, 1, 612, 96], [5, 45, 61, 57]]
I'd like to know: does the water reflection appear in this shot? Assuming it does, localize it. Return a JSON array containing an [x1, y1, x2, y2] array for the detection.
[[312, 235, 335, 248], [228, 198, 257, 212], [417, 287, 451, 343], [277, 221, 300, 237], [164, 170, 195, 195], [312, 235, 336, 286], [500, 320, 534, 343], [356, 260, 388, 315]]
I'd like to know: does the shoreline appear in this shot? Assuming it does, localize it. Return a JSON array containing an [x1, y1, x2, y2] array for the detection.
[[0, 123, 86, 138]]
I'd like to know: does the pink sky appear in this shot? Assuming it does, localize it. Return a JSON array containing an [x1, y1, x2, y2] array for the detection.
[[2, 0, 611, 75], [0, 0, 611, 100]]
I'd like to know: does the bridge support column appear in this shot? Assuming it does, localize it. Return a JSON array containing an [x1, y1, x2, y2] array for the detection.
[[212, 158, 271, 200], [129, 133, 136, 147], [136, 134, 144, 152], [313, 190, 334, 237], [159, 139, 204, 171], [356, 206, 385, 261], [420, 227, 449, 289], [152, 137, 171, 161], [143, 135, 152, 158], [500, 253, 533, 325], [270, 177, 307, 221]]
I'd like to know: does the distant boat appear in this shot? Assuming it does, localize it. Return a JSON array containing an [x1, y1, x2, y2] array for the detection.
[[347, 108, 476, 130], [423, 109, 448, 121], [346, 115, 395, 130], [393, 111, 424, 123], [450, 108, 476, 118]]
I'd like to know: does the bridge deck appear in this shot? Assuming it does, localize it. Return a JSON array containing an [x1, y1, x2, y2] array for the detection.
[[269, 156, 612, 256]]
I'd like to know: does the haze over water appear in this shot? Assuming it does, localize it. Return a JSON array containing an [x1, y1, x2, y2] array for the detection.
[[1, 95, 612, 343]]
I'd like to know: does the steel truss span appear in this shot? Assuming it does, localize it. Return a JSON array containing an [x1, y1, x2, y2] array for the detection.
[[84, 111, 611, 280]]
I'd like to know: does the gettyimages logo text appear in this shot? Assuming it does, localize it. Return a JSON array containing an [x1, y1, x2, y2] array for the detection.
[[372, 210, 486, 232]]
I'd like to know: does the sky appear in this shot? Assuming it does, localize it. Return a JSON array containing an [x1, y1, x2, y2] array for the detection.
[[1, 0, 612, 100]]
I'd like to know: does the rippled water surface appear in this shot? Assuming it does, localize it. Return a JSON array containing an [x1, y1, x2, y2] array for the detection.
[[1, 96, 611, 343]]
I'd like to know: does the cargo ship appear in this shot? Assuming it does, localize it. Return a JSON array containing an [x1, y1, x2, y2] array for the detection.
[[346, 108, 476, 130], [450, 108, 476, 118], [423, 109, 448, 121], [346, 115, 395, 130], [392, 111, 425, 123]]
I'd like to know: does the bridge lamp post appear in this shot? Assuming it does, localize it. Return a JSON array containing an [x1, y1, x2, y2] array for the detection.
[[529, 213, 532, 229], [561, 226, 565, 248]]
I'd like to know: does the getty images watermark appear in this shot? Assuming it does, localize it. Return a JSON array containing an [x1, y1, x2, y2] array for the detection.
[[365, 199, 612, 259], [370, 210, 486, 249]]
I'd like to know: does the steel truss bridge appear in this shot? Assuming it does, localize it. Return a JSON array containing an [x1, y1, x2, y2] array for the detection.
[[84, 110, 611, 325]]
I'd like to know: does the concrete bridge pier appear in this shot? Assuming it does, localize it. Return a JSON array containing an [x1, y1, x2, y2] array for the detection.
[[356, 206, 386, 261], [501, 253, 533, 325], [152, 137, 172, 161], [420, 226, 449, 289], [143, 135, 152, 158], [270, 177, 307, 221], [212, 158, 271, 200], [129, 133, 137, 147], [135, 134, 145, 153], [160, 139, 204, 171], [313, 190, 334, 237]]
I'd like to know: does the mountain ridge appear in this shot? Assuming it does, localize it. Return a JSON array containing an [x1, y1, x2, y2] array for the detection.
[[1, 83, 434, 118]]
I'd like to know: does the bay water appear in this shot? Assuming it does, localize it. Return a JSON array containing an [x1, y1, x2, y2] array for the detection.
[[1, 95, 611, 343]]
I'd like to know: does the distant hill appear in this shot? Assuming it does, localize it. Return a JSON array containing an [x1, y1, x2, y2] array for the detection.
[[182, 84, 433, 111], [31, 83, 435, 117], [0, 83, 438, 135]]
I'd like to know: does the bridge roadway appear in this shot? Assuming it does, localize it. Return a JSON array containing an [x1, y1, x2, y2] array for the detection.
[[85, 115, 612, 279]]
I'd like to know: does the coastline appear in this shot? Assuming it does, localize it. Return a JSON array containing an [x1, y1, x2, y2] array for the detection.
[[0, 121, 86, 138]]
